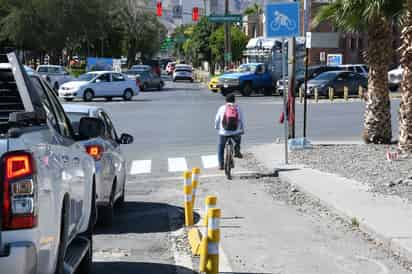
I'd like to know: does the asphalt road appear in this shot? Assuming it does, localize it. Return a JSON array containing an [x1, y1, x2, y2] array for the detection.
[[77, 79, 408, 274]]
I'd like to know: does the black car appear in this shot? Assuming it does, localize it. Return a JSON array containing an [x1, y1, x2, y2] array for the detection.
[[305, 71, 367, 97], [277, 65, 344, 95], [126, 70, 164, 91]]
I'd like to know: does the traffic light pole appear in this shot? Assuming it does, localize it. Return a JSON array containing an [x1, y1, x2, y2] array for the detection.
[[224, 0, 231, 70]]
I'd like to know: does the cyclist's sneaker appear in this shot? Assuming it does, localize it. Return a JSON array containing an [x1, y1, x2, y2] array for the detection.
[[234, 152, 243, 159]]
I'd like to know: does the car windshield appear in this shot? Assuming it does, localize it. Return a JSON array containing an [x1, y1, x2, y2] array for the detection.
[[125, 70, 139, 75], [238, 64, 258, 73], [37, 67, 49, 73], [313, 72, 338, 81], [78, 73, 98, 81]]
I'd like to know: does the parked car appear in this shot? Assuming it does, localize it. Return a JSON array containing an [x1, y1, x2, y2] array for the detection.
[[388, 66, 403, 92], [63, 104, 134, 226], [0, 52, 97, 274], [304, 71, 367, 97], [277, 65, 344, 95], [337, 64, 369, 78], [58, 71, 139, 101], [166, 62, 176, 75], [173, 64, 194, 82], [36, 64, 75, 91], [218, 63, 274, 96]]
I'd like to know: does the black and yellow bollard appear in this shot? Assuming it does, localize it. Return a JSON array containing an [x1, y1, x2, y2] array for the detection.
[[328, 87, 334, 102], [358, 86, 364, 99], [314, 88, 319, 103], [203, 195, 217, 226], [205, 208, 221, 274], [344, 86, 349, 101], [299, 88, 303, 104], [183, 171, 193, 226], [191, 168, 200, 207]]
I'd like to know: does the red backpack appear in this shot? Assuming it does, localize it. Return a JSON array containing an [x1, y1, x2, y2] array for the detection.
[[222, 104, 239, 131]]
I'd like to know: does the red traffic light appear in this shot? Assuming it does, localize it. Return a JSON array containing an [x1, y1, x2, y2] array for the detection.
[[157, 1, 162, 17], [192, 7, 199, 21]]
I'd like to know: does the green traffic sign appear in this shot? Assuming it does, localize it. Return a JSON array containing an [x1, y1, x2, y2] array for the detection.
[[208, 14, 242, 23]]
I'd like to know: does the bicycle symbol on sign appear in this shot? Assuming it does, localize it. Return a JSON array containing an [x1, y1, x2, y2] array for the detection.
[[270, 11, 296, 31]]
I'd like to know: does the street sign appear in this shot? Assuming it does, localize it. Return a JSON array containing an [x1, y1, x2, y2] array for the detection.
[[208, 14, 242, 23], [172, 5, 183, 18], [327, 54, 343, 65], [266, 2, 300, 38], [306, 32, 339, 49]]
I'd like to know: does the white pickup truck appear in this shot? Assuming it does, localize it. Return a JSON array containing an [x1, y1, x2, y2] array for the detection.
[[0, 53, 99, 274]]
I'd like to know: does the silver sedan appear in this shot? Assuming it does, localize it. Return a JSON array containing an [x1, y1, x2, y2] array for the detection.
[[63, 104, 134, 226]]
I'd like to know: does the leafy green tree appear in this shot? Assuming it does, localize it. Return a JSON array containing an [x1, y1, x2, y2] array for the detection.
[[209, 25, 248, 66], [315, 0, 404, 144]]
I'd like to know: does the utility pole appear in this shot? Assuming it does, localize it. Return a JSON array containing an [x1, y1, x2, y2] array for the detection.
[[288, 37, 296, 139], [224, 0, 231, 70]]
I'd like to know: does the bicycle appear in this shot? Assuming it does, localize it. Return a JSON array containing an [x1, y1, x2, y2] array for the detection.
[[224, 137, 235, 180], [271, 11, 296, 31]]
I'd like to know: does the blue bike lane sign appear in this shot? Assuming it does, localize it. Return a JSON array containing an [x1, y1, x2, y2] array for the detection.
[[266, 2, 300, 38]]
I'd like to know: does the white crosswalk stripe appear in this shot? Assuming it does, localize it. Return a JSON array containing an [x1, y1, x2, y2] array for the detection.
[[201, 155, 219, 169], [130, 160, 152, 175], [168, 157, 188, 172]]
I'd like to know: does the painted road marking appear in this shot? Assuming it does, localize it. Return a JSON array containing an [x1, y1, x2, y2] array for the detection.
[[168, 157, 188, 172], [201, 155, 219, 169], [130, 160, 152, 175]]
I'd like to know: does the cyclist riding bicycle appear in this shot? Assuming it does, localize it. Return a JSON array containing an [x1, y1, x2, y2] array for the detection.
[[215, 93, 245, 170]]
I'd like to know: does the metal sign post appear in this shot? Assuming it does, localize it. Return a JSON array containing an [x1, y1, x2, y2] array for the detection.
[[265, 2, 300, 165], [282, 39, 288, 164]]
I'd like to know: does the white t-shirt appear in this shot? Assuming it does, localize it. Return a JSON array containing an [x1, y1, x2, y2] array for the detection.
[[214, 103, 245, 136]]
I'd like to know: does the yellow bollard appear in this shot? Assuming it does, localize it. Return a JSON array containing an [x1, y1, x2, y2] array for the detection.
[[314, 88, 319, 103], [191, 168, 200, 207], [205, 208, 221, 274], [299, 88, 303, 104], [328, 87, 334, 102], [344, 86, 349, 101], [358, 86, 363, 99], [203, 195, 217, 226], [183, 171, 193, 226]]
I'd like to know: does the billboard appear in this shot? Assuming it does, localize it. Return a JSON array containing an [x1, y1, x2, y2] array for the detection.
[[86, 57, 122, 72]]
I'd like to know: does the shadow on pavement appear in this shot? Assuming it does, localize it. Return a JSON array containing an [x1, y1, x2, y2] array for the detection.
[[93, 262, 197, 274], [94, 201, 200, 235]]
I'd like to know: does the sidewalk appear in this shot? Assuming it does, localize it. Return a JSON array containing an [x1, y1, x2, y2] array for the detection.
[[250, 143, 412, 263]]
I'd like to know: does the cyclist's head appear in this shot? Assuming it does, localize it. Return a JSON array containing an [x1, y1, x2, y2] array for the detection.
[[226, 93, 235, 103]]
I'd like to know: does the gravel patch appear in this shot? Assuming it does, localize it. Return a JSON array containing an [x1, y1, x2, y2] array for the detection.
[[290, 144, 412, 202]]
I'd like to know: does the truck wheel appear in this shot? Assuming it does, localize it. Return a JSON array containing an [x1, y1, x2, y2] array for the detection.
[[100, 181, 115, 227], [264, 88, 273, 96], [76, 183, 95, 274], [241, 83, 253, 97], [54, 202, 69, 274]]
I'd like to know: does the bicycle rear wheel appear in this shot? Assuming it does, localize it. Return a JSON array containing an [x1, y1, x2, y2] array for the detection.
[[224, 142, 233, 180]]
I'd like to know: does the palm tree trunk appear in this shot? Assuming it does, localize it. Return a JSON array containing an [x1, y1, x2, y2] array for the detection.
[[363, 19, 392, 144], [399, 0, 412, 152]]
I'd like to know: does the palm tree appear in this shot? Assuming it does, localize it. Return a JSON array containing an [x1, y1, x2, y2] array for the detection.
[[315, 0, 404, 144], [399, 0, 412, 152]]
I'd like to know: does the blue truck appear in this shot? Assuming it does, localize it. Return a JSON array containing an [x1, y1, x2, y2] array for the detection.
[[217, 63, 275, 96]]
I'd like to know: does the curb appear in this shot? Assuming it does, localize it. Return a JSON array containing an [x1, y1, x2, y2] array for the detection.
[[276, 167, 412, 264]]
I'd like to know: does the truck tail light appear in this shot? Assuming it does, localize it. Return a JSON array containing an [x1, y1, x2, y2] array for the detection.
[[2, 152, 37, 230], [136, 78, 141, 88], [86, 145, 104, 161]]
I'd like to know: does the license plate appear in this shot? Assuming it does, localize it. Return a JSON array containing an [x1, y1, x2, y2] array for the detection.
[[224, 84, 228, 88]]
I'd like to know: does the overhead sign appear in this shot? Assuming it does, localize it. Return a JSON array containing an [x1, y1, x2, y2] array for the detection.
[[172, 5, 183, 18], [327, 54, 343, 65], [266, 2, 300, 38], [306, 32, 339, 49], [208, 14, 242, 23]]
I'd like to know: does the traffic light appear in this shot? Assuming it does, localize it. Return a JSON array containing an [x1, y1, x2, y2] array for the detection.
[[192, 7, 199, 21], [156, 1, 162, 17]]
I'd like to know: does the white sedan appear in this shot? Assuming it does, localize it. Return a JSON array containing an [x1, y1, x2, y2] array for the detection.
[[58, 71, 140, 101]]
